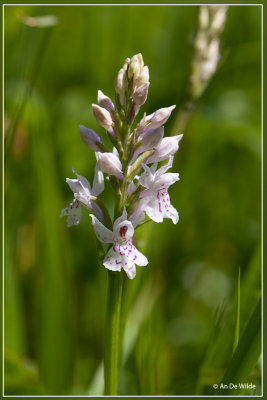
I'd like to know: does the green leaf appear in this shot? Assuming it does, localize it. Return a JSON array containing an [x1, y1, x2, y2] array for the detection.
[[219, 297, 261, 395], [233, 266, 241, 353]]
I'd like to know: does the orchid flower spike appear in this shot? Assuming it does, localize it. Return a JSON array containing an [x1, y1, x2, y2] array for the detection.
[[90, 208, 148, 279]]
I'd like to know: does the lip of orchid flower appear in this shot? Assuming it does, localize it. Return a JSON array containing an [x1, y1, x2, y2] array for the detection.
[[60, 199, 82, 228], [90, 208, 148, 279]]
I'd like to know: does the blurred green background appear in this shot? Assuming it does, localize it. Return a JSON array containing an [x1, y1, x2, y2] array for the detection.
[[4, 4, 261, 396]]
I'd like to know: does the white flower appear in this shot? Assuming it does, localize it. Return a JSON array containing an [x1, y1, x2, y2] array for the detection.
[[146, 134, 183, 163], [137, 156, 179, 224], [60, 154, 104, 227], [97, 149, 124, 179], [90, 208, 148, 279]]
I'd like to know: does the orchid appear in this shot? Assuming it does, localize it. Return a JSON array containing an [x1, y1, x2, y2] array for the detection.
[[91, 208, 148, 279], [60, 155, 104, 226], [131, 156, 179, 224], [61, 53, 183, 395]]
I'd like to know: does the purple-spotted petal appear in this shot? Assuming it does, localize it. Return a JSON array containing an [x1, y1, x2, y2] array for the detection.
[[145, 197, 164, 223], [124, 264, 136, 279], [132, 246, 148, 266], [145, 189, 179, 224], [60, 199, 82, 227], [103, 246, 123, 272]]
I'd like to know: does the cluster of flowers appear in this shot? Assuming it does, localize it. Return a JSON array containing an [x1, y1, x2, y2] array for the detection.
[[191, 5, 228, 98], [61, 54, 182, 279]]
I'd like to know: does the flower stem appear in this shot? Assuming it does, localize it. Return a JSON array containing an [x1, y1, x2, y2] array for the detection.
[[104, 270, 123, 395]]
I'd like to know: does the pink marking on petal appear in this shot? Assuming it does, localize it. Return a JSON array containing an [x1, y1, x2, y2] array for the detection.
[[157, 191, 162, 213], [116, 260, 122, 265]]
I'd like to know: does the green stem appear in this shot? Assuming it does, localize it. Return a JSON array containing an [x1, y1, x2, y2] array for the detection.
[[104, 271, 124, 395]]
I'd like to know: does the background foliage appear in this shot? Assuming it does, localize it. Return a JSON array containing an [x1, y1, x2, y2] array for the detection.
[[4, 4, 261, 395]]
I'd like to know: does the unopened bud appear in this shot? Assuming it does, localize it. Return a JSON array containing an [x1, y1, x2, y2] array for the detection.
[[141, 126, 164, 150], [92, 104, 113, 131], [135, 113, 150, 136], [133, 82, 150, 107], [135, 126, 164, 158], [97, 152, 124, 179], [128, 55, 140, 79], [199, 5, 210, 29], [211, 6, 228, 33], [78, 125, 104, 152], [123, 57, 131, 71], [115, 68, 127, 106], [135, 65, 149, 87], [150, 105, 176, 127], [97, 90, 115, 112], [147, 134, 183, 163]]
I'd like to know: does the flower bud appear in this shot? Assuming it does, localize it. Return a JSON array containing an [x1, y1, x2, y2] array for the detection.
[[199, 5, 209, 29], [123, 57, 131, 71], [134, 126, 164, 158], [128, 54, 140, 79], [150, 105, 176, 127], [211, 6, 228, 33], [79, 125, 104, 152], [133, 82, 150, 107], [146, 134, 183, 163], [135, 113, 150, 136], [97, 90, 115, 112], [141, 126, 164, 150], [92, 104, 113, 131], [138, 53, 144, 69], [115, 68, 127, 105], [97, 152, 124, 179], [135, 65, 149, 87]]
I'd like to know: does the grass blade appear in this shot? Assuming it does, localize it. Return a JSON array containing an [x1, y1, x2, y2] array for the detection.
[[233, 266, 241, 353]]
